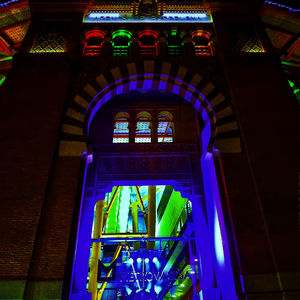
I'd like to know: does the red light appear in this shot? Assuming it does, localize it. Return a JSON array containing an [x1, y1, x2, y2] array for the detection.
[[138, 30, 159, 56], [83, 30, 105, 56]]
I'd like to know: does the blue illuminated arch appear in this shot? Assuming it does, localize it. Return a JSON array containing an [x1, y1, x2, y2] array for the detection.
[[84, 74, 216, 155]]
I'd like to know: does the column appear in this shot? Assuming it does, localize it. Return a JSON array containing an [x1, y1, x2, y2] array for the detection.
[[132, 204, 140, 250], [147, 185, 156, 249]]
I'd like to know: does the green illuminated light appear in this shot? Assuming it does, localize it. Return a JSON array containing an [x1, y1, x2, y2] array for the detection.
[[288, 80, 295, 88], [111, 30, 132, 56], [0, 76, 6, 86], [0, 56, 12, 62], [287, 80, 300, 104], [112, 30, 132, 40]]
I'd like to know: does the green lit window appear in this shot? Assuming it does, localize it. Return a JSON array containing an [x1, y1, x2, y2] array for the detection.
[[111, 30, 132, 56], [166, 30, 183, 55]]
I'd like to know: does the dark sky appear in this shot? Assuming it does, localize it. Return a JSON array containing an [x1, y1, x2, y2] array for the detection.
[[0, 0, 298, 9]]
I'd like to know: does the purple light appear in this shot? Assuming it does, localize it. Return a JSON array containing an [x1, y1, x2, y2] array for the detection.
[[0, 0, 22, 9], [264, 0, 300, 12]]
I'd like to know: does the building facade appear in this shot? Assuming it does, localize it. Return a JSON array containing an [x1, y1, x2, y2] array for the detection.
[[0, 0, 299, 299]]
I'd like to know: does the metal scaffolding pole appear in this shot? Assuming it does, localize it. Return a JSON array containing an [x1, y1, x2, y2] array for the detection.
[[88, 199, 105, 300], [147, 185, 156, 249]]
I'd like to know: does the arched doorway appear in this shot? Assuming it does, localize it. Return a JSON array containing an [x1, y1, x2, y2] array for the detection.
[[69, 88, 238, 300]]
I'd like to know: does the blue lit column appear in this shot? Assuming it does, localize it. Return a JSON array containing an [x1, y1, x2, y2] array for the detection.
[[192, 189, 220, 300], [70, 156, 96, 300], [201, 152, 238, 300]]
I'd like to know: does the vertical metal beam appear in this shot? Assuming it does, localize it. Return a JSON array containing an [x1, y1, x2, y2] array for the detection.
[[98, 243, 123, 299], [134, 186, 148, 228], [131, 203, 140, 249], [147, 185, 156, 249], [102, 186, 120, 230], [88, 199, 105, 300]]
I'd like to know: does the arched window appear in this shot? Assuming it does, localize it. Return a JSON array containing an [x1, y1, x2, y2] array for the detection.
[[113, 113, 130, 143], [135, 112, 151, 143], [166, 30, 183, 55], [138, 30, 159, 56], [157, 112, 174, 143], [111, 30, 132, 56], [192, 30, 214, 56], [83, 30, 105, 56]]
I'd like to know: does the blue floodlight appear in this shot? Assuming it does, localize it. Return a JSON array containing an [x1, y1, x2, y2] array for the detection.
[[145, 258, 150, 264], [152, 257, 158, 263], [137, 257, 142, 264]]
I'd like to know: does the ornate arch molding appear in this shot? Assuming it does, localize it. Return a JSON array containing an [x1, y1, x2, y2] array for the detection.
[[59, 60, 241, 156]]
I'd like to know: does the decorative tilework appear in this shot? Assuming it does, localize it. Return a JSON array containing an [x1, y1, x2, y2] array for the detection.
[[30, 22, 68, 53], [3, 22, 29, 44]]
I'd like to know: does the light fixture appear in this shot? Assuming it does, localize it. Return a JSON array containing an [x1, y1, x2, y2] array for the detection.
[[128, 258, 134, 264], [152, 257, 158, 263]]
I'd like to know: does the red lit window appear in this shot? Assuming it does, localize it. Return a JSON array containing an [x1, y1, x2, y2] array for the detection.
[[83, 30, 105, 56], [138, 30, 159, 56], [192, 30, 214, 56]]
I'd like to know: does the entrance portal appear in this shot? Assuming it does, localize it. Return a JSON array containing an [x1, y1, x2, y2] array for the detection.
[[87, 185, 197, 299]]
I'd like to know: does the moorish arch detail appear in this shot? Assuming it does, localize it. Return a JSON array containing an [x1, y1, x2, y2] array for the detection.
[[59, 60, 241, 156]]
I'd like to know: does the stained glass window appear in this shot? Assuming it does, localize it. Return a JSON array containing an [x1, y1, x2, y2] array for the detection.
[[135, 115, 151, 143], [158, 115, 173, 143], [113, 116, 129, 143]]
